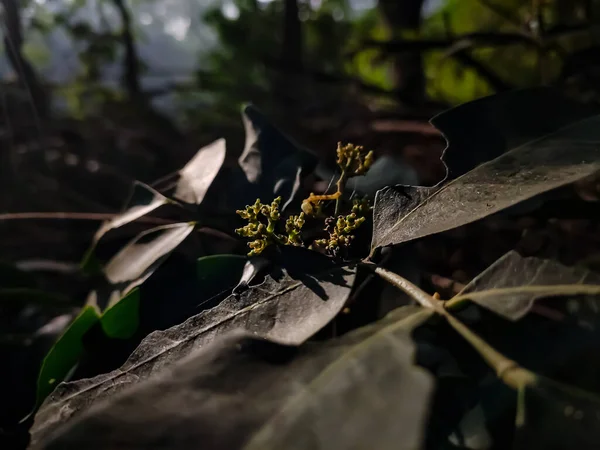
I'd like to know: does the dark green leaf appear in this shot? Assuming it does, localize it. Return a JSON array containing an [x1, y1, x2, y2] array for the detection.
[[99, 289, 140, 339], [31, 259, 357, 443], [237, 104, 318, 210], [196, 254, 246, 284], [514, 376, 600, 450], [32, 306, 433, 450], [371, 88, 600, 250], [450, 251, 600, 320], [88, 222, 195, 311], [35, 306, 100, 407], [196, 254, 248, 303], [173, 139, 226, 205]]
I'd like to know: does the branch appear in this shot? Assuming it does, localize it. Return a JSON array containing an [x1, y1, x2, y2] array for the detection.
[[0, 212, 172, 224], [262, 56, 424, 105], [359, 32, 537, 54], [436, 12, 515, 94], [109, 0, 141, 99], [0, 0, 49, 118]]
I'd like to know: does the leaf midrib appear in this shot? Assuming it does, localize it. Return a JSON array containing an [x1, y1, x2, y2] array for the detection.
[[53, 266, 347, 405]]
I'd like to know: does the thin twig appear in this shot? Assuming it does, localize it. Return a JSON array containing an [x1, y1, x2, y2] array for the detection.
[[365, 261, 537, 389], [0, 212, 173, 224]]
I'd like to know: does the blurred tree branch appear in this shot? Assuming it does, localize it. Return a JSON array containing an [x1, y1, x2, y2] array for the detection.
[[1, 0, 49, 118], [109, 0, 141, 100], [358, 23, 598, 55], [377, 0, 425, 105]]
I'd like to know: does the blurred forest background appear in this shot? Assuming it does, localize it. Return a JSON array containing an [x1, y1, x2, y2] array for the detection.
[[2, 0, 600, 264], [2, 0, 600, 444]]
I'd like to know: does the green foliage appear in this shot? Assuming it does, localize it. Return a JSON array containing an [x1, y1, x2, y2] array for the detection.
[[35, 306, 100, 408], [100, 289, 140, 340]]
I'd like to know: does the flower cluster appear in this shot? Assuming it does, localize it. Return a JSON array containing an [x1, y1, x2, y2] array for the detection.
[[236, 142, 374, 258], [235, 197, 305, 256], [336, 142, 374, 176], [285, 213, 305, 246]]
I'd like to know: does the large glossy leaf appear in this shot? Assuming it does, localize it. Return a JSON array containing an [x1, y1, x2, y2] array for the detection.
[[87, 222, 195, 311], [448, 251, 600, 320], [30, 257, 357, 443], [35, 306, 100, 408], [371, 88, 600, 250], [31, 306, 433, 450], [173, 138, 227, 205], [237, 104, 318, 210]]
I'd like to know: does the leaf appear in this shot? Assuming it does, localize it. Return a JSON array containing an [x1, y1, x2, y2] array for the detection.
[[196, 254, 246, 283], [237, 104, 318, 210], [32, 306, 434, 450], [232, 256, 271, 294], [196, 254, 248, 305], [87, 222, 195, 311], [449, 251, 600, 320], [81, 182, 170, 272], [371, 88, 600, 250], [31, 258, 357, 444], [35, 306, 100, 408], [173, 138, 227, 205], [514, 376, 600, 450], [99, 289, 140, 339]]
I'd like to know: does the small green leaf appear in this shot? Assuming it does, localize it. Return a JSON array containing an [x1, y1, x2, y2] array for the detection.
[[197, 254, 247, 298], [196, 254, 246, 284], [36, 306, 100, 406], [100, 289, 140, 339]]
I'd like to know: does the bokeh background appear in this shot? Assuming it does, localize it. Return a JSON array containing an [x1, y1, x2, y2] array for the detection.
[[3, 1, 599, 249]]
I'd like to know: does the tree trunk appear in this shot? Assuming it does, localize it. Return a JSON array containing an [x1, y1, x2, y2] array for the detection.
[[1, 0, 49, 118], [377, 0, 425, 106], [281, 0, 303, 71], [110, 0, 142, 101]]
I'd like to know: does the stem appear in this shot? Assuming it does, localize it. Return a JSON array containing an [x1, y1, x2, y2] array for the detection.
[[361, 262, 441, 310], [365, 261, 537, 390], [0, 211, 172, 224], [443, 312, 536, 389], [335, 171, 347, 216]]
